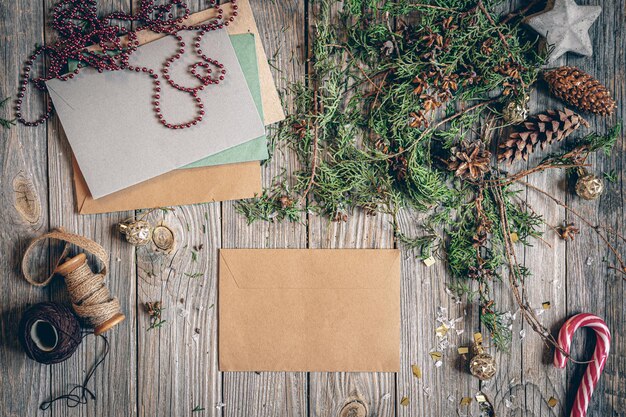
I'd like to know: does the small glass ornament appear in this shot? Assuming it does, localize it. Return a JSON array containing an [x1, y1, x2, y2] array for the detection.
[[503, 94, 530, 124], [469, 341, 497, 381], [575, 169, 604, 200], [118, 220, 152, 246]]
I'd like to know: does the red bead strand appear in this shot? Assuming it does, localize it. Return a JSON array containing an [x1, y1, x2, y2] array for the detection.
[[15, 0, 237, 130]]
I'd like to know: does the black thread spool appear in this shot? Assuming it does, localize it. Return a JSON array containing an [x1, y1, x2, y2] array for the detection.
[[19, 302, 82, 365]]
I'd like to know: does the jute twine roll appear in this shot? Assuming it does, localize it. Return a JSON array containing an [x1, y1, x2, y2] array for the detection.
[[22, 229, 125, 335]]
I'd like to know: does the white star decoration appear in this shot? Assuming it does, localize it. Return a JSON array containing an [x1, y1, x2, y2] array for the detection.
[[525, 0, 602, 63]]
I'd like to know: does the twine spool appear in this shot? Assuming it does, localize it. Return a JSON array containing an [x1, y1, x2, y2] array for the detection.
[[56, 254, 125, 335], [22, 229, 125, 335], [19, 302, 82, 365]]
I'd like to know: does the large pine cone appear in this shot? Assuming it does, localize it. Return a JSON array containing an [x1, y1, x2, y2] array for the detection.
[[544, 67, 617, 116], [498, 108, 588, 164], [447, 140, 491, 179]]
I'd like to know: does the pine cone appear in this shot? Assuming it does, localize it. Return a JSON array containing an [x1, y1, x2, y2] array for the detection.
[[446, 140, 491, 180], [498, 108, 589, 164], [544, 67, 617, 116]]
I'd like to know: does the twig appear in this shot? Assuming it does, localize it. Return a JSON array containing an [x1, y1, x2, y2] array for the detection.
[[299, 90, 319, 205], [491, 144, 595, 186], [477, 1, 510, 51], [490, 184, 567, 356], [500, 0, 543, 24], [384, 11, 400, 59], [476, 0, 527, 90], [328, 44, 382, 93], [386, 97, 500, 159], [493, 163, 590, 186], [406, 3, 458, 12], [517, 180, 626, 277], [437, 98, 500, 128], [372, 70, 389, 110]]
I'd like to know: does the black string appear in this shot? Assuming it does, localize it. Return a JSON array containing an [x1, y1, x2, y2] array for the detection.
[[40, 332, 110, 411]]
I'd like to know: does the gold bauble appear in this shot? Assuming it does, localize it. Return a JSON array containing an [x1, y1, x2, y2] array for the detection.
[[575, 171, 604, 200], [502, 95, 530, 124], [118, 220, 152, 246], [469, 344, 497, 380]]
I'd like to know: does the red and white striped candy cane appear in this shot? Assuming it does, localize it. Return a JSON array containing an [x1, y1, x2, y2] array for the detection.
[[554, 313, 611, 417]]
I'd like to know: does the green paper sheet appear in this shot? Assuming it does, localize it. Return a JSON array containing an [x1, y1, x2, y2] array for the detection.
[[183, 33, 268, 169]]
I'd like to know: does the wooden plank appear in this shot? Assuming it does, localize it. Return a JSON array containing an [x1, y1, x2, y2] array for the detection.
[[395, 212, 481, 417], [564, 1, 625, 415], [134, 0, 223, 414], [486, 0, 569, 411], [0, 0, 50, 415], [220, 1, 309, 416], [494, 83, 567, 417], [136, 204, 221, 417], [308, 214, 396, 417], [43, 0, 137, 415]]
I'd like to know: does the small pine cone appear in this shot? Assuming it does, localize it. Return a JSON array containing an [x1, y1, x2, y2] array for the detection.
[[544, 67, 617, 116], [498, 108, 588, 164], [446, 140, 491, 180]]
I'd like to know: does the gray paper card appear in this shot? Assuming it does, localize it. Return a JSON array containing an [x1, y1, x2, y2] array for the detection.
[[47, 29, 265, 198]]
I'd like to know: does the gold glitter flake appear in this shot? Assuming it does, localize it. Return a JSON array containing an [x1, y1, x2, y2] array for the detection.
[[459, 397, 472, 406], [411, 364, 422, 379], [436, 324, 450, 338], [423, 256, 436, 267], [475, 394, 487, 403]]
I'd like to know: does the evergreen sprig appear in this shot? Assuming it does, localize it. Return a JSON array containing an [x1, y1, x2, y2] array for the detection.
[[235, 0, 616, 350], [0, 97, 16, 129]]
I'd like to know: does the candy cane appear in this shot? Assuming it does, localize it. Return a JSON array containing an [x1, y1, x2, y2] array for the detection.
[[554, 313, 611, 417]]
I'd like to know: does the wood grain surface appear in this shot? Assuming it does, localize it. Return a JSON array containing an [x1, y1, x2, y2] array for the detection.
[[0, 1, 624, 416]]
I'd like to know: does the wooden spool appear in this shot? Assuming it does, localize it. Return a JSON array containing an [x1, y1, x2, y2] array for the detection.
[[55, 253, 126, 335]]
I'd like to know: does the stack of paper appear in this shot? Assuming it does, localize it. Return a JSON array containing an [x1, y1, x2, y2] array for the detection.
[[47, 0, 284, 214]]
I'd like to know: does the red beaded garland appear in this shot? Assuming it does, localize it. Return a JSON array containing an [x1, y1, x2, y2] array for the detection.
[[15, 0, 237, 130]]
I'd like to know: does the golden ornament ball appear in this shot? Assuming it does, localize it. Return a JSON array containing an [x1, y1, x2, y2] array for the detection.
[[575, 171, 604, 200], [469, 344, 497, 381], [502, 95, 530, 124], [118, 220, 152, 246]]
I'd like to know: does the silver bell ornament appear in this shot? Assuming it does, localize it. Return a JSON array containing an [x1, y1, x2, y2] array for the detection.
[[118, 220, 152, 246]]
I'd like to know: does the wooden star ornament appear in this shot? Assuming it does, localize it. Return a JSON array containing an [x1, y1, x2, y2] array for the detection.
[[525, 0, 602, 63]]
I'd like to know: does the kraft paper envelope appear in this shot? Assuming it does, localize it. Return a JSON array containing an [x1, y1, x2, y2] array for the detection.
[[73, 10, 285, 213], [219, 249, 401, 372], [49, 28, 265, 198], [73, 159, 261, 214], [73, 34, 263, 214]]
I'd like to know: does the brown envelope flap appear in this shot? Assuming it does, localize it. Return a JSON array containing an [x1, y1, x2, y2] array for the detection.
[[220, 249, 400, 289], [73, 156, 262, 214]]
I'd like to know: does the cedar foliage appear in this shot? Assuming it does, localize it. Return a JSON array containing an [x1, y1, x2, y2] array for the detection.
[[236, 0, 618, 350]]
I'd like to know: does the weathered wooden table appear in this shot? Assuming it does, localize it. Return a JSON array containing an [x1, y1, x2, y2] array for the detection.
[[1, 1, 624, 416]]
